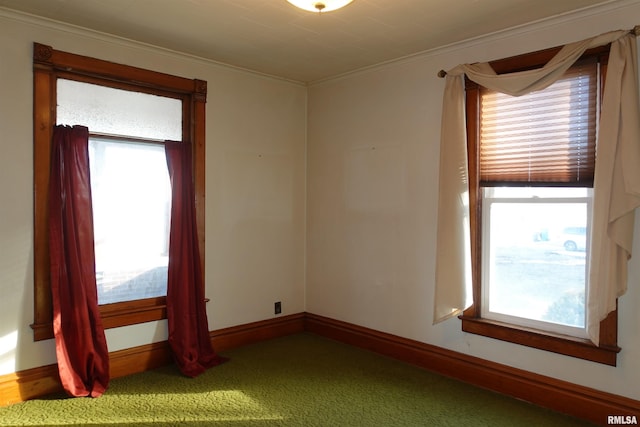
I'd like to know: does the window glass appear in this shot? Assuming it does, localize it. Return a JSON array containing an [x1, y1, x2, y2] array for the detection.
[[56, 78, 180, 306], [89, 138, 171, 305], [57, 79, 182, 140], [481, 187, 590, 336]]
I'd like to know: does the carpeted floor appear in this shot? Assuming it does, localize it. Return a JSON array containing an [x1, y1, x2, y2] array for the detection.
[[0, 333, 593, 426]]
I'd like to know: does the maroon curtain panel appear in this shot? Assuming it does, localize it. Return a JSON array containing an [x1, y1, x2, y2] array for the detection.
[[49, 125, 110, 397], [165, 141, 227, 377]]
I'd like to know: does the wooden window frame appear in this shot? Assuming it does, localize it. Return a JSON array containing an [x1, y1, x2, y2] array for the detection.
[[460, 44, 621, 366], [31, 43, 207, 341]]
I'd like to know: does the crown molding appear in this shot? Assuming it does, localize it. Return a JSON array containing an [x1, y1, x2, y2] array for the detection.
[[0, 7, 306, 87], [308, 0, 637, 86]]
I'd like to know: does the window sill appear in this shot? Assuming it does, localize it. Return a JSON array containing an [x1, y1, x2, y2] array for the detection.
[[100, 297, 167, 330], [31, 297, 167, 341], [460, 315, 620, 366]]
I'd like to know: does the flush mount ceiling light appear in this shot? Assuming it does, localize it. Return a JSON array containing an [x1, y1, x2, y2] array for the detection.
[[286, 0, 354, 13]]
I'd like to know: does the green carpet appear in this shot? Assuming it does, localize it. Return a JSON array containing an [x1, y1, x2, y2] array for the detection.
[[0, 333, 592, 426]]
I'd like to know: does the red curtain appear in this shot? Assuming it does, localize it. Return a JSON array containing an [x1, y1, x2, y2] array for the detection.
[[165, 141, 227, 377], [49, 125, 109, 397]]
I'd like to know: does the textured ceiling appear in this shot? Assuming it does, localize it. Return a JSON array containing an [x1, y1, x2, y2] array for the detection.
[[0, 0, 616, 83]]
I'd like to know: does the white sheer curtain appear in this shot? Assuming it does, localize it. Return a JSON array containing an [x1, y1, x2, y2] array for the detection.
[[434, 30, 640, 345]]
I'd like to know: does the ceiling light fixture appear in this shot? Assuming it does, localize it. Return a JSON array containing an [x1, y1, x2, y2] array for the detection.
[[286, 0, 354, 13]]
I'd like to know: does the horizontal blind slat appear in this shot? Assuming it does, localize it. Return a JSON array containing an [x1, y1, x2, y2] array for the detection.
[[479, 62, 597, 185]]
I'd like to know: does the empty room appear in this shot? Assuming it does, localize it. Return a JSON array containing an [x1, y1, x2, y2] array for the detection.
[[0, 0, 639, 425]]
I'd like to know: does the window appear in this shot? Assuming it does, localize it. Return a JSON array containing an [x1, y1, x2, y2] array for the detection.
[[89, 138, 171, 304], [461, 46, 620, 365], [482, 187, 591, 334], [31, 43, 207, 340], [57, 79, 179, 305]]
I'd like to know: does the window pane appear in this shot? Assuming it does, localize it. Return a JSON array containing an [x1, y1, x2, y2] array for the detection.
[[89, 139, 171, 305], [483, 189, 588, 332], [57, 79, 182, 141]]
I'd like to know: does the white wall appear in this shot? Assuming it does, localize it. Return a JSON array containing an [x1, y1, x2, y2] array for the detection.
[[306, 1, 640, 400], [0, 10, 306, 374]]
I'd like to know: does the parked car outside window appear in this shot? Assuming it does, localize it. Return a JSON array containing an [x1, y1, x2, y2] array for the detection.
[[559, 226, 587, 252]]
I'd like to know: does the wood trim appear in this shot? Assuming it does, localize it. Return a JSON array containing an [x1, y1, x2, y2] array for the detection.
[[108, 341, 174, 379], [33, 42, 195, 94], [465, 82, 482, 320], [32, 298, 169, 342], [488, 45, 610, 75], [211, 313, 306, 352], [32, 52, 55, 342], [0, 365, 60, 407], [3, 312, 637, 426], [461, 315, 619, 366], [100, 297, 168, 330], [0, 340, 173, 406], [192, 79, 207, 272], [0, 313, 304, 406], [304, 313, 639, 425]]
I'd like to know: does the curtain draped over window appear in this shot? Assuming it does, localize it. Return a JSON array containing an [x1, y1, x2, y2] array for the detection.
[[49, 125, 110, 397], [165, 141, 227, 377], [434, 30, 640, 345]]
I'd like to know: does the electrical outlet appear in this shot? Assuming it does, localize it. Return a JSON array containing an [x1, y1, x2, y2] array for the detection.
[[274, 301, 282, 315]]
